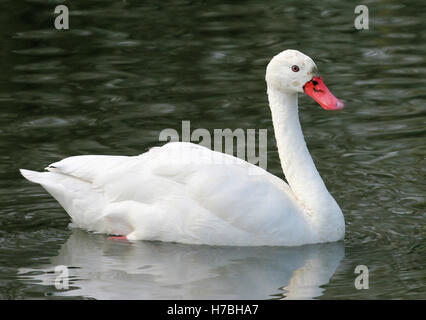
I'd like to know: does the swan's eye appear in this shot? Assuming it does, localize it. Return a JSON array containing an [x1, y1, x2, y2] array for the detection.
[[291, 65, 300, 72]]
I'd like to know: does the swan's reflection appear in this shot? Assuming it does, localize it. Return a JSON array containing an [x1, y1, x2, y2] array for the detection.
[[18, 229, 344, 299]]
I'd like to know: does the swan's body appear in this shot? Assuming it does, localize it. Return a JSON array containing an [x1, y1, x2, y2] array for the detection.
[[21, 50, 345, 246]]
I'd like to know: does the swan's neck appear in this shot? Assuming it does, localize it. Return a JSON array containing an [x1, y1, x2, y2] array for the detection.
[[267, 88, 338, 217]]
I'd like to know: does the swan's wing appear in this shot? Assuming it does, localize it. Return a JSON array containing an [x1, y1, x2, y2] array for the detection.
[[22, 142, 304, 245]]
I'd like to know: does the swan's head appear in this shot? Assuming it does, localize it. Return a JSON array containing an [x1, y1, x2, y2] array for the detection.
[[266, 49, 344, 110]]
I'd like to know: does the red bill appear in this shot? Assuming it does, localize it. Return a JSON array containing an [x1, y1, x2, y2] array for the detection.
[[303, 76, 344, 110]]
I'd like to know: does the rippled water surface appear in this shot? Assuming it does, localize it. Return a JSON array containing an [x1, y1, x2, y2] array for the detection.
[[0, 0, 425, 299]]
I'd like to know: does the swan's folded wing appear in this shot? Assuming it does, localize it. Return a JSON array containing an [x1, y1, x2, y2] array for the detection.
[[35, 142, 304, 243]]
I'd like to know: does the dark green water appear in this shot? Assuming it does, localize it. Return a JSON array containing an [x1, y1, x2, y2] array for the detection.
[[0, 0, 425, 299]]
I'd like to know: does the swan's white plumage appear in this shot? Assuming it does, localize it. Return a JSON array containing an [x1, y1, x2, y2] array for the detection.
[[20, 49, 345, 246], [22, 142, 315, 246]]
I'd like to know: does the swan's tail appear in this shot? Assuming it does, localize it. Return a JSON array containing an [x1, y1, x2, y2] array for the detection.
[[20, 169, 48, 184], [20, 168, 106, 231]]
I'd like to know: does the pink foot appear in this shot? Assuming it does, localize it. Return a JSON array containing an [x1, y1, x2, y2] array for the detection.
[[108, 235, 128, 240]]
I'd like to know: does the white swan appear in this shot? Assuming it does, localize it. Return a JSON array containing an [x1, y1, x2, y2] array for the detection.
[[20, 49, 345, 246]]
